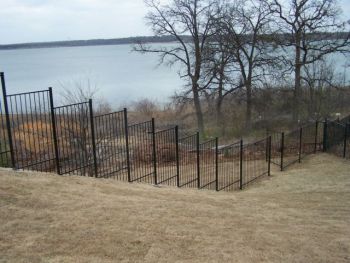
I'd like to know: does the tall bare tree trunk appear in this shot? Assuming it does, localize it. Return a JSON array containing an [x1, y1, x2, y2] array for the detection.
[[216, 67, 225, 136], [245, 82, 252, 130], [193, 86, 205, 137], [294, 35, 302, 122]]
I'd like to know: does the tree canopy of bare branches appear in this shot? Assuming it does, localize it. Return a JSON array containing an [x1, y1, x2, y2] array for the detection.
[[269, 0, 350, 120]]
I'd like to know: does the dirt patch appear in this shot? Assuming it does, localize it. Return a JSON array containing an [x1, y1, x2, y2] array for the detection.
[[0, 153, 349, 262]]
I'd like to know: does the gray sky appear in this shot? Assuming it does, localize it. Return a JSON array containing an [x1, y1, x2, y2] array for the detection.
[[1, 0, 350, 45]]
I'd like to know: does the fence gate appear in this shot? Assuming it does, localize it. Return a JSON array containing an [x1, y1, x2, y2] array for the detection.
[[54, 101, 96, 176], [178, 133, 199, 188], [241, 138, 270, 188], [2, 87, 57, 172], [128, 120, 155, 184], [268, 130, 282, 168], [0, 73, 12, 167], [217, 141, 240, 191], [199, 139, 217, 190], [155, 127, 178, 186], [324, 121, 348, 158], [94, 110, 128, 179]]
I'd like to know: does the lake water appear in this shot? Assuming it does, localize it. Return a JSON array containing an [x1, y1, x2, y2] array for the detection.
[[0, 44, 348, 108], [0, 44, 184, 107]]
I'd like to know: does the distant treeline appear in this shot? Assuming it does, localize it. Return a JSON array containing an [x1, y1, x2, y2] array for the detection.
[[0, 32, 348, 50], [0, 36, 188, 50]]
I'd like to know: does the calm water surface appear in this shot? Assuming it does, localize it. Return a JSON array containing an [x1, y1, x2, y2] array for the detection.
[[0, 44, 348, 107], [0, 44, 184, 106]]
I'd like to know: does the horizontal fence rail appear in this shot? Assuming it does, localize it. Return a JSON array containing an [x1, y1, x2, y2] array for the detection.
[[0, 72, 349, 194]]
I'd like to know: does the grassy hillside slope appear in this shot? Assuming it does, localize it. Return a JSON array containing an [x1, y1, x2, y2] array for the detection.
[[0, 154, 349, 263]]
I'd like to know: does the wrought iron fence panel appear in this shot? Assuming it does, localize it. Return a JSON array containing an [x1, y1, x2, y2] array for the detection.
[[199, 139, 217, 190], [217, 141, 240, 191], [155, 127, 178, 186], [282, 128, 301, 169], [326, 121, 346, 158], [241, 138, 269, 188], [94, 110, 127, 179], [178, 133, 198, 188], [128, 120, 155, 184], [54, 102, 95, 176], [6, 89, 56, 172]]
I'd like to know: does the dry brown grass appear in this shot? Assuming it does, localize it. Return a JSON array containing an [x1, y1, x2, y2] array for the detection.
[[0, 153, 350, 263]]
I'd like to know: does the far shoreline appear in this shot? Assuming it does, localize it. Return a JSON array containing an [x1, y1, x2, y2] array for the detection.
[[0, 36, 184, 51]]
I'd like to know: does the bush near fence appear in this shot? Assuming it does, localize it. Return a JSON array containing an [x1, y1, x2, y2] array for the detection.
[[0, 72, 349, 193]]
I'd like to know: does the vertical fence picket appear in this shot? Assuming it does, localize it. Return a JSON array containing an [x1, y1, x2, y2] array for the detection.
[[239, 139, 243, 190], [314, 121, 318, 154], [124, 108, 131, 182], [343, 123, 348, 158], [323, 119, 328, 152], [215, 137, 219, 191], [268, 136, 272, 176], [299, 127, 303, 163], [89, 99, 98, 178], [196, 132, 200, 189], [48, 87, 60, 174], [280, 132, 284, 171], [151, 118, 157, 185], [175, 126, 180, 187], [0, 72, 15, 169]]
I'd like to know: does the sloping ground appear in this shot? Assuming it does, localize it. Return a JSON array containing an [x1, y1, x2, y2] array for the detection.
[[0, 154, 349, 263]]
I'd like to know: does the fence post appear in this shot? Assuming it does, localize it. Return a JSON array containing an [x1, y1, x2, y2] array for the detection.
[[299, 127, 303, 163], [196, 131, 200, 189], [265, 129, 269, 162], [175, 126, 180, 187], [323, 119, 328, 152], [280, 132, 284, 171], [343, 123, 348, 158], [151, 118, 158, 185], [239, 139, 243, 190], [268, 136, 271, 176], [0, 72, 15, 169], [215, 137, 219, 191], [48, 87, 60, 175], [88, 99, 98, 178], [123, 108, 131, 182], [314, 121, 318, 154]]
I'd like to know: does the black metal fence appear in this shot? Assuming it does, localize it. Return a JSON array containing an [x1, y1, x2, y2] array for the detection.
[[94, 110, 128, 179], [128, 120, 155, 184], [268, 121, 323, 171], [241, 138, 270, 188], [1, 72, 349, 193], [178, 133, 199, 188], [323, 120, 349, 159], [155, 126, 178, 186]]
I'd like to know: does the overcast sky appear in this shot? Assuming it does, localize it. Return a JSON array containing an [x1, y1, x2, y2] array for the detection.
[[1, 0, 350, 45]]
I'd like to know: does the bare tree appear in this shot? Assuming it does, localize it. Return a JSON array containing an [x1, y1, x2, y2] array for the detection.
[[269, 0, 350, 121], [134, 0, 217, 137], [212, 0, 275, 129], [58, 79, 112, 176]]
